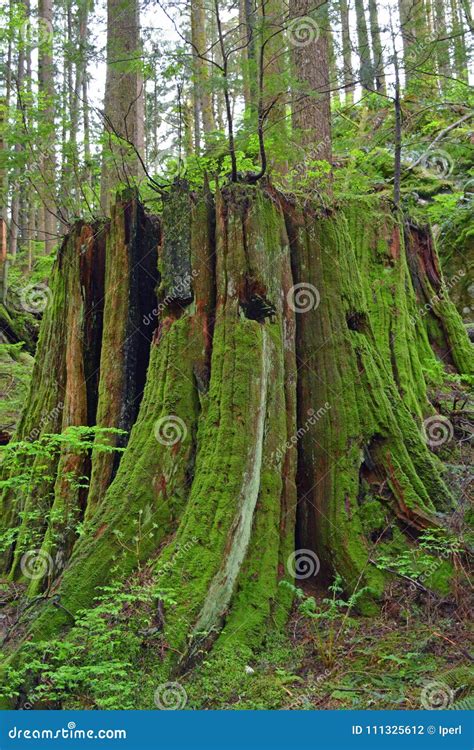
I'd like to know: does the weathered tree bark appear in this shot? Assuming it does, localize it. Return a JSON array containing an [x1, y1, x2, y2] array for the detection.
[[1, 184, 472, 705]]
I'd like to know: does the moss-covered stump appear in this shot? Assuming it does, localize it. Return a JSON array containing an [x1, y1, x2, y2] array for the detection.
[[1, 185, 472, 706], [86, 194, 159, 516], [284, 199, 466, 606]]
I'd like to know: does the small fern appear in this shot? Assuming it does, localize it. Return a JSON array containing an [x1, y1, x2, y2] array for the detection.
[[450, 694, 474, 711]]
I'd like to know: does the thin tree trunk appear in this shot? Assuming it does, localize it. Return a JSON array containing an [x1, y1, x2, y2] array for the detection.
[[354, 0, 374, 90], [339, 0, 354, 103], [38, 0, 58, 253], [367, 0, 385, 93], [191, 0, 215, 142], [434, 0, 451, 88]]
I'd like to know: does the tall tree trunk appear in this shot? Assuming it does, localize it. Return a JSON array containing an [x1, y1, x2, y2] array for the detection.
[[450, 0, 468, 81], [434, 0, 451, 88], [261, 0, 288, 172], [191, 0, 215, 145], [398, 0, 429, 89], [38, 0, 58, 253], [354, 0, 374, 90], [9, 2, 26, 259], [290, 0, 332, 161], [100, 0, 145, 214], [0, 97, 8, 303], [367, 0, 385, 93], [240, 0, 258, 112], [339, 0, 354, 103]]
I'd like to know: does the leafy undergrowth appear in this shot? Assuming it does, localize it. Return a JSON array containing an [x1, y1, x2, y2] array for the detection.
[[1, 552, 471, 711], [181, 575, 473, 710], [0, 343, 33, 444]]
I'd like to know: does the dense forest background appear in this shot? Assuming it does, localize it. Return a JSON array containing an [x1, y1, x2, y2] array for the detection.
[[0, 0, 473, 712]]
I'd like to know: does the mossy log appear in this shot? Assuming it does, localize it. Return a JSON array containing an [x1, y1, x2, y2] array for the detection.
[[0, 185, 472, 703]]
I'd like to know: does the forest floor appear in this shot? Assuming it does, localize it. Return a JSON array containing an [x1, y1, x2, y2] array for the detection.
[[181, 582, 473, 710]]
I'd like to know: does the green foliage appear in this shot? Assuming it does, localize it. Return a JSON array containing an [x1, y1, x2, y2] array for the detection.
[[280, 575, 370, 667], [1, 578, 174, 709], [0, 426, 127, 556], [373, 528, 461, 592]]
